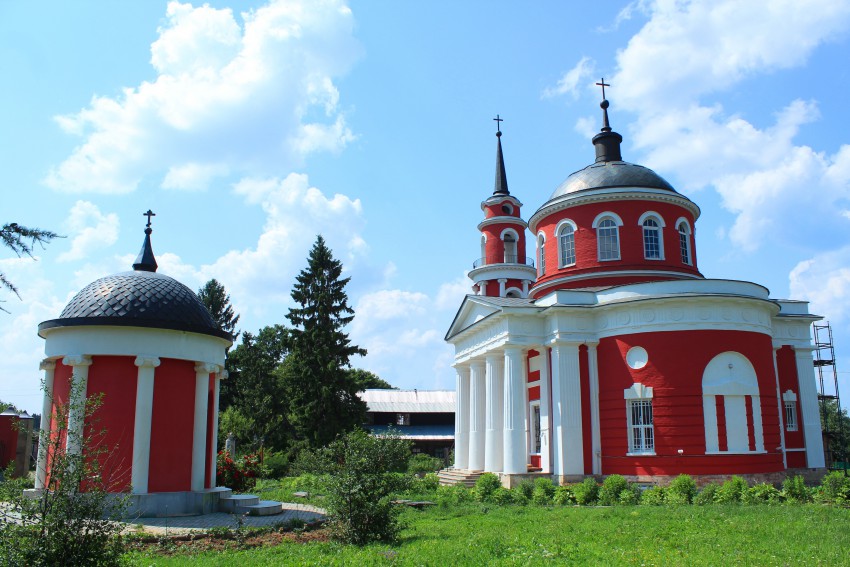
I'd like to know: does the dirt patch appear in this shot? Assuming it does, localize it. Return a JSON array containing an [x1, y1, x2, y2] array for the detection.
[[125, 523, 330, 555]]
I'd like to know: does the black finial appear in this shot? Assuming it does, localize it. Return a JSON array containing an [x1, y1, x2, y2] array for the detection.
[[591, 78, 623, 163], [133, 210, 158, 272], [493, 116, 509, 196]]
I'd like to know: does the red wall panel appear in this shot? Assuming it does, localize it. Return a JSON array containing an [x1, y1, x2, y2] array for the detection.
[[148, 358, 196, 492], [776, 345, 805, 450]]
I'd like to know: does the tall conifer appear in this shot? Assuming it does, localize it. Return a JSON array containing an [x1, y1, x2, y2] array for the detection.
[[282, 235, 367, 448], [197, 278, 240, 341]]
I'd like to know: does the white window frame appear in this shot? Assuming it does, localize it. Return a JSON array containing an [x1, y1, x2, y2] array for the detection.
[[556, 219, 577, 267], [624, 382, 655, 455], [537, 232, 546, 276], [783, 390, 798, 432], [592, 212, 623, 262], [501, 228, 519, 264], [638, 212, 665, 260], [675, 217, 692, 266]]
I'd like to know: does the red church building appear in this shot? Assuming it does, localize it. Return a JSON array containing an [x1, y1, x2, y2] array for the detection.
[[446, 93, 825, 484]]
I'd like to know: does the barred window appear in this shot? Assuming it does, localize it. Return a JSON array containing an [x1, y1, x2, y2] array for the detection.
[[784, 401, 798, 432], [538, 234, 546, 276], [642, 218, 662, 259], [628, 400, 654, 454], [597, 218, 620, 260], [559, 224, 576, 266], [678, 221, 692, 265], [504, 233, 517, 263], [531, 404, 542, 454]]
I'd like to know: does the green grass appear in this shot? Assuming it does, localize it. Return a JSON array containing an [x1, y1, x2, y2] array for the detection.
[[126, 503, 850, 565]]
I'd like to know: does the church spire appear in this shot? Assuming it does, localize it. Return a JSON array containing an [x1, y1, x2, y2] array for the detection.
[[591, 78, 623, 163], [133, 209, 158, 273], [493, 115, 510, 196]]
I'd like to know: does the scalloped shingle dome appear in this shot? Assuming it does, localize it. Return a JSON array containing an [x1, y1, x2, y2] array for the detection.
[[38, 270, 229, 340], [549, 160, 676, 200]]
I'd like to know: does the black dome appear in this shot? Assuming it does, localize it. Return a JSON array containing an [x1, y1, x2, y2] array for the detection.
[[38, 270, 230, 340], [550, 160, 676, 199]]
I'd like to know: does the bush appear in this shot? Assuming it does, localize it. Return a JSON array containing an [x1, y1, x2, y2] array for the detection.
[[419, 472, 441, 492], [694, 483, 719, 505], [744, 482, 782, 504], [217, 451, 264, 492], [818, 471, 850, 503], [515, 479, 535, 501], [511, 487, 530, 506], [262, 451, 289, 479], [436, 484, 473, 507], [492, 487, 514, 505], [532, 485, 553, 505], [473, 473, 502, 502], [666, 474, 698, 505], [782, 475, 812, 503], [553, 486, 576, 506], [408, 453, 444, 476], [306, 429, 411, 545], [715, 476, 748, 504], [599, 475, 630, 506], [640, 486, 665, 506], [573, 478, 599, 506], [618, 486, 641, 505]]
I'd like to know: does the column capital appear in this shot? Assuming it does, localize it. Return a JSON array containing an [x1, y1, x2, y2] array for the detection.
[[469, 358, 486, 371], [39, 359, 56, 371], [502, 344, 524, 356], [195, 362, 221, 374], [217, 369, 229, 380], [135, 356, 161, 368], [62, 354, 92, 367]]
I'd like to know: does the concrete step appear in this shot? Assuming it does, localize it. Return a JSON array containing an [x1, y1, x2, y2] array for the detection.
[[240, 500, 284, 516], [437, 468, 483, 487], [218, 494, 259, 513]]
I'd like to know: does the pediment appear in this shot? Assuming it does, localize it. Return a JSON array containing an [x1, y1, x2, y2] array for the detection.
[[444, 296, 502, 341]]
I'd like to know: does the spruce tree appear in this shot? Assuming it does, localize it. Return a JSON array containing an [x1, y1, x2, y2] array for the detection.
[[2, 223, 59, 312], [281, 235, 367, 448], [197, 278, 240, 341]]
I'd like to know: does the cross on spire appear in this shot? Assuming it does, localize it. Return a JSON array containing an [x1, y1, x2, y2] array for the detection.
[[596, 78, 610, 101], [493, 114, 503, 134], [143, 209, 156, 228]]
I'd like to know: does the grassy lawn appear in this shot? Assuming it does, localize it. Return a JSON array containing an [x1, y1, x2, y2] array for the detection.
[[126, 503, 850, 565]]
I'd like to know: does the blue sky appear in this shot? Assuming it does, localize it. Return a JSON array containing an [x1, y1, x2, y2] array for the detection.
[[2, 0, 850, 413]]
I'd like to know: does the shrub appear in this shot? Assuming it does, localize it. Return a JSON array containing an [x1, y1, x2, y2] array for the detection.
[[640, 486, 665, 506], [694, 483, 719, 505], [715, 476, 748, 504], [818, 471, 850, 503], [419, 472, 441, 492], [744, 482, 782, 504], [573, 478, 599, 506], [618, 486, 641, 505], [511, 487, 530, 505], [436, 484, 473, 507], [782, 475, 812, 503], [599, 475, 630, 506], [217, 451, 264, 492], [531, 478, 555, 505], [305, 429, 412, 545], [262, 451, 289, 479], [492, 487, 514, 505], [515, 479, 535, 501], [666, 474, 698, 505], [473, 473, 502, 502], [553, 486, 576, 506], [408, 453, 444, 476]]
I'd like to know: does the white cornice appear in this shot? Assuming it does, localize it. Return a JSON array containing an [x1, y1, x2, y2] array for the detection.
[[528, 188, 701, 233], [478, 216, 529, 231], [530, 270, 702, 296], [469, 264, 537, 282]]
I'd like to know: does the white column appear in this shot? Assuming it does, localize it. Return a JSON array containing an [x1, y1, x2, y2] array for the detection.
[[587, 343, 602, 475], [35, 359, 56, 490], [454, 365, 470, 470], [132, 356, 159, 494], [521, 280, 530, 297], [468, 360, 486, 471], [550, 343, 583, 476], [794, 348, 826, 467], [208, 369, 225, 489], [503, 346, 527, 474], [484, 353, 504, 472], [478, 281, 487, 296], [498, 278, 507, 297], [752, 396, 765, 452], [537, 348, 551, 474], [192, 363, 218, 491], [772, 347, 787, 468], [63, 355, 92, 457]]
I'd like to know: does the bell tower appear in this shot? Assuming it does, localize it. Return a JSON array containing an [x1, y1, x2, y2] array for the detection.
[[468, 117, 536, 298]]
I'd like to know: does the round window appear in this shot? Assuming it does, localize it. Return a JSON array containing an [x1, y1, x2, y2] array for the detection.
[[626, 346, 648, 369]]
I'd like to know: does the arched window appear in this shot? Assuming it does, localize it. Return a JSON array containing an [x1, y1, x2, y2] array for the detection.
[[597, 218, 620, 260], [537, 233, 546, 276], [503, 232, 517, 263], [480, 234, 487, 264], [642, 218, 662, 259], [558, 221, 576, 267], [677, 220, 692, 265], [702, 352, 764, 454]]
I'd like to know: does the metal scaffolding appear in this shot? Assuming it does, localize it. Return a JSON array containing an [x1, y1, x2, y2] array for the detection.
[[813, 322, 846, 469]]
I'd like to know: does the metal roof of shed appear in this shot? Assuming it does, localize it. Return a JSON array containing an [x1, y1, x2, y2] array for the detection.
[[359, 389, 455, 413]]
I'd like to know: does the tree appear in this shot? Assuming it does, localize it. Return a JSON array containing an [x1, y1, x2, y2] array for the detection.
[[1, 223, 59, 312], [348, 368, 395, 390], [197, 278, 241, 341], [280, 235, 367, 448], [821, 399, 850, 464], [222, 325, 289, 452]]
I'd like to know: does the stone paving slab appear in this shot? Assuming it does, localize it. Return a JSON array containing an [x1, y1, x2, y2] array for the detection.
[[123, 503, 325, 536]]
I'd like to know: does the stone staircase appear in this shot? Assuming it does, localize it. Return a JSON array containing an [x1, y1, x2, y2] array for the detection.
[[437, 468, 484, 487], [218, 493, 284, 516]]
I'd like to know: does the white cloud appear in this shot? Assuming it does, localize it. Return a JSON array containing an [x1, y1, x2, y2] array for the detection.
[[542, 56, 595, 100], [435, 274, 472, 311], [790, 248, 850, 323], [45, 0, 361, 194], [57, 201, 120, 262]]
